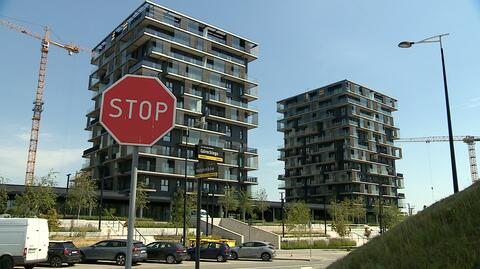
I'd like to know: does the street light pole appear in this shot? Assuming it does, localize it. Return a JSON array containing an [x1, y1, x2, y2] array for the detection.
[[398, 33, 459, 193], [280, 192, 285, 237], [183, 128, 189, 246], [64, 173, 71, 216]]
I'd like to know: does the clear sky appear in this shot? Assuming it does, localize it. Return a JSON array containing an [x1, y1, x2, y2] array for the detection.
[[1, 0, 480, 213]]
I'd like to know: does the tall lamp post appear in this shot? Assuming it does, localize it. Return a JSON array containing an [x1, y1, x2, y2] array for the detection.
[[398, 33, 459, 193], [280, 192, 285, 237]]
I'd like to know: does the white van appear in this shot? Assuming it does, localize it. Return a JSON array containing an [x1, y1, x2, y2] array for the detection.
[[0, 218, 49, 269]]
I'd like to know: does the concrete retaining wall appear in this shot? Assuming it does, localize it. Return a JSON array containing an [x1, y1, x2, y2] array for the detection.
[[219, 218, 281, 249]]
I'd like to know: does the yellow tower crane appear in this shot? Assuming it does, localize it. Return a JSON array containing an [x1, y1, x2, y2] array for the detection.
[[0, 19, 91, 185], [397, 136, 480, 184]]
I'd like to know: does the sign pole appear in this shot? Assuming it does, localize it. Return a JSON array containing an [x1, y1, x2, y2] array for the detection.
[[195, 177, 202, 269], [125, 146, 138, 269]]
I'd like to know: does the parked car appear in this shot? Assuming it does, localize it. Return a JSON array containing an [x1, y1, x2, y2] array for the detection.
[[146, 241, 187, 264], [80, 239, 147, 266], [187, 242, 230, 262], [0, 218, 49, 269], [230, 241, 276, 261], [45, 241, 81, 267]]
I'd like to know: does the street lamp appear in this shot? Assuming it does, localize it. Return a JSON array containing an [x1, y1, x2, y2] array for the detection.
[[398, 33, 459, 193], [280, 192, 285, 237]]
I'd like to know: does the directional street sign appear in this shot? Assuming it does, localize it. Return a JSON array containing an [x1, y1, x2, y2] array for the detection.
[[196, 144, 224, 163], [194, 161, 218, 179]]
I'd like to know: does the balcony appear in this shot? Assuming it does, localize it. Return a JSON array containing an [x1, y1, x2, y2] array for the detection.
[[205, 110, 258, 129], [206, 94, 257, 112], [83, 145, 100, 156], [241, 86, 258, 101], [244, 176, 258, 184]]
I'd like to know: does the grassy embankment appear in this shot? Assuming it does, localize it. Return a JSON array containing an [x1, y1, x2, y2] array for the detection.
[[328, 182, 480, 269]]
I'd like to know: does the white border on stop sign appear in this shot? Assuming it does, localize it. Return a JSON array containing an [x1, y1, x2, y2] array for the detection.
[[99, 74, 177, 146]]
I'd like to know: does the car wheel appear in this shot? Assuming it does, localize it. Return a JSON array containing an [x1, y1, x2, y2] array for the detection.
[[0, 256, 14, 269], [50, 256, 63, 267], [115, 254, 126, 266], [261, 252, 271, 261], [216, 255, 226, 262], [230, 252, 238, 260], [80, 252, 86, 263], [166, 255, 176, 264], [187, 254, 194, 261]]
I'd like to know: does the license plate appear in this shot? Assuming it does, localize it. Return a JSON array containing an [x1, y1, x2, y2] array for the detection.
[[71, 251, 78, 254], [141, 250, 146, 253]]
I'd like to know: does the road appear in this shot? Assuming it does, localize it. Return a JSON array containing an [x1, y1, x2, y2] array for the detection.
[[30, 250, 347, 269]]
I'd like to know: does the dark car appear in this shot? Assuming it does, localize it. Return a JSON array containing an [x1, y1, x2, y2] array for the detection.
[[46, 241, 81, 267], [146, 241, 187, 264], [80, 239, 147, 266], [187, 242, 230, 262]]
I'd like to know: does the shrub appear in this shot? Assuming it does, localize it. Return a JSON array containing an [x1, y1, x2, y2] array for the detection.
[[281, 239, 356, 249]]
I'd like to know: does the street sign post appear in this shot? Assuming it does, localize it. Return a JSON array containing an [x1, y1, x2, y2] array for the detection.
[[99, 75, 176, 269]]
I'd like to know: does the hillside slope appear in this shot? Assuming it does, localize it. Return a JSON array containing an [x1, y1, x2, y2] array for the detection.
[[328, 182, 480, 269]]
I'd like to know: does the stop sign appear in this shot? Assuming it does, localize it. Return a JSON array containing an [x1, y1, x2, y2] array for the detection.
[[100, 75, 176, 146]]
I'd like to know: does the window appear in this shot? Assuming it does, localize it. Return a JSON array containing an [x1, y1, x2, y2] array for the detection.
[[165, 81, 173, 91], [253, 242, 266, 247], [225, 125, 231, 137], [162, 131, 171, 142], [226, 81, 232, 93], [243, 242, 254, 247], [160, 179, 169, 191], [95, 241, 109, 247], [239, 129, 243, 139]]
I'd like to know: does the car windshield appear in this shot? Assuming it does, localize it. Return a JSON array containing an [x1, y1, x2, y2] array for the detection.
[[64, 242, 77, 249]]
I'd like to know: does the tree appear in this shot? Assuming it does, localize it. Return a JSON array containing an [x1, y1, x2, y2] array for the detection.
[[42, 208, 60, 232], [255, 188, 268, 222], [12, 171, 57, 217], [66, 171, 97, 219], [136, 182, 150, 218], [329, 198, 351, 238], [382, 205, 405, 230], [218, 186, 238, 218], [0, 176, 8, 214], [350, 197, 366, 224], [171, 189, 196, 235], [237, 189, 253, 222], [285, 201, 310, 235]]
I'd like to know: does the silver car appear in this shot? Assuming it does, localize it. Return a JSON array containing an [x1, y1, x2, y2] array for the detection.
[[80, 239, 147, 266], [230, 241, 276, 261]]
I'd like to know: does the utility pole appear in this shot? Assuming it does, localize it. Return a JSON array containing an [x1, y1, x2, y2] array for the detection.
[[379, 180, 383, 234]]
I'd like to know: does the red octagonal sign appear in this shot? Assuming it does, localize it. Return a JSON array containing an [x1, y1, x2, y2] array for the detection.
[[100, 75, 176, 146]]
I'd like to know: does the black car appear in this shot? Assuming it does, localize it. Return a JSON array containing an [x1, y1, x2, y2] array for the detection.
[[187, 242, 230, 262], [80, 239, 147, 266], [46, 241, 81, 267], [146, 241, 187, 264]]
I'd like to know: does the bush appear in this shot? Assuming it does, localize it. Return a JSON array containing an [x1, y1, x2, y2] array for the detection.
[[281, 239, 356, 249]]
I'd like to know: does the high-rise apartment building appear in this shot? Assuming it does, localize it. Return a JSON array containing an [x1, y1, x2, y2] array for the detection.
[[83, 1, 259, 220], [277, 80, 404, 219]]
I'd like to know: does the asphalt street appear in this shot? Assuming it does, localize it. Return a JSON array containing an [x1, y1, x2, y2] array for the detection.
[[29, 250, 347, 269]]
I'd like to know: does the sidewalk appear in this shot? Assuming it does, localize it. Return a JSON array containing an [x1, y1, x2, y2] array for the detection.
[[275, 249, 349, 261]]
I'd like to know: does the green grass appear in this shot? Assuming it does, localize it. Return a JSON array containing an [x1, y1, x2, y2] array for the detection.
[[328, 182, 480, 269], [282, 238, 356, 249]]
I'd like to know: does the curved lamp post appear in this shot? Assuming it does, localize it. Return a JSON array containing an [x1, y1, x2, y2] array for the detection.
[[398, 34, 459, 193]]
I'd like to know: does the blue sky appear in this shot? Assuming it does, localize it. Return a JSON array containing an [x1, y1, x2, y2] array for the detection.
[[1, 0, 479, 213]]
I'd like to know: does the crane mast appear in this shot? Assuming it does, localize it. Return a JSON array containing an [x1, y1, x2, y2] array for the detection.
[[25, 27, 50, 185], [398, 135, 480, 184], [0, 19, 90, 185]]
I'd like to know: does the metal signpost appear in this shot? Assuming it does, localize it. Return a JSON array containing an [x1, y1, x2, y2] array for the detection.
[[100, 75, 176, 269], [193, 144, 223, 269]]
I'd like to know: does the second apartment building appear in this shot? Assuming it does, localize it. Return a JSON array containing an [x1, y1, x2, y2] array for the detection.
[[83, 1, 259, 220], [277, 80, 405, 219]]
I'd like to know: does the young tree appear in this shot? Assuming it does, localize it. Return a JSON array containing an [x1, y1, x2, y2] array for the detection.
[[218, 187, 238, 218], [66, 172, 97, 219], [170, 189, 196, 235], [0, 176, 8, 214], [329, 198, 351, 238], [255, 188, 269, 222], [382, 205, 405, 230], [12, 171, 57, 217], [237, 189, 253, 222], [285, 201, 310, 235], [136, 182, 150, 218]]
